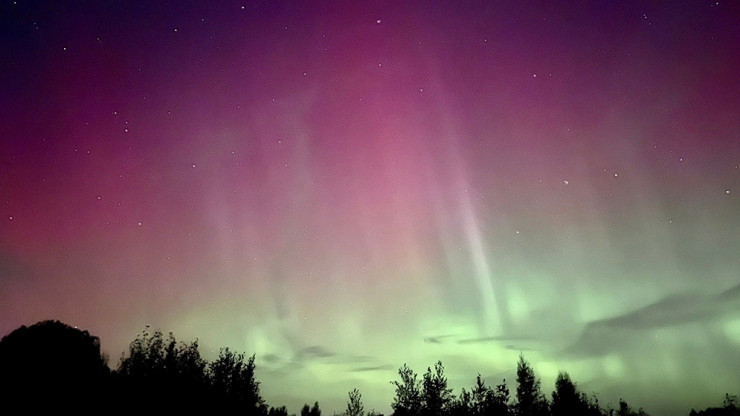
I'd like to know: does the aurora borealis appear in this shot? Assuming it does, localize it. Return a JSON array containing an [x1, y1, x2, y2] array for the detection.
[[1, 1, 739, 415]]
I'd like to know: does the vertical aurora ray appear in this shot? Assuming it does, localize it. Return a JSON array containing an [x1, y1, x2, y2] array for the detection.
[[459, 190, 508, 336]]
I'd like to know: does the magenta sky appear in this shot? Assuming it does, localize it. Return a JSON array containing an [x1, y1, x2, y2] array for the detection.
[[1, 2, 739, 415]]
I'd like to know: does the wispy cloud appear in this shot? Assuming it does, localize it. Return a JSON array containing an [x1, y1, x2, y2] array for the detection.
[[352, 364, 395, 372], [261, 353, 282, 363], [588, 293, 713, 330], [295, 345, 335, 359], [457, 335, 535, 345], [565, 286, 739, 357], [716, 282, 740, 303], [423, 334, 458, 344]]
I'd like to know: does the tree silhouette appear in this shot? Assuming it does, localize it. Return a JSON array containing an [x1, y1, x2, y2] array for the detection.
[[392, 364, 423, 416], [172, 337, 208, 387], [515, 355, 548, 416], [210, 348, 267, 415], [115, 326, 268, 413], [303, 402, 321, 416], [471, 374, 511, 416], [551, 372, 576, 416], [163, 333, 208, 407], [270, 405, 290, 416], [311, 401, 322, 416], [551, 372, 602, 416], [724, 394, 739, 413], [422, 361, 454, 416], [450, 387, 473, 416], [0, 320, 111, 413], [117, 326, 168, 379], [492, 379, 512, 416], [689, 394, 740, 416], [450, 374, 511, 416], [605, 398, 649, 416], [347, 388, 366, 416], [115, 327, 213, 412]]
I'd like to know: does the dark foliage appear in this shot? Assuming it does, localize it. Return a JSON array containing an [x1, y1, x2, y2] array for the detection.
[[449, 374, 511, 416], [606, 398, 649, 416], [270, 405, 290, 416], [302, 401, 322, 416], [550, 372, 602, 416], [422, 361, 454, 416], [0, 320, 111, 413], [515, 355, 549, 416], [348, 388, 366, 416], [392, 364, 423, 416], [689, 394, 740, 416], [392, 359, 649, 416], [210, 348, 266, 414], [115, 326, 212, 412], [472, 374, 511, 416], [115, 327, 266, 414]]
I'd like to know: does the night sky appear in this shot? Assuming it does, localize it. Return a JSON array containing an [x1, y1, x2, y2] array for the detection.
[[1, 1, 739, 415]]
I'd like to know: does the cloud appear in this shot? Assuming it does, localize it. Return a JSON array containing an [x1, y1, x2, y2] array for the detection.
[[352, 364, 395, 372], [457, 335, 535, 344], [716, 282, 740, 303], [290, 347, 392, 374], [564, 286, 739, 357], [423, 334, 458, 344], [262, 353, 282, 363], [457, 336, 509, 344], [588, 293, 713, 330], [295, 345, 335, 359]]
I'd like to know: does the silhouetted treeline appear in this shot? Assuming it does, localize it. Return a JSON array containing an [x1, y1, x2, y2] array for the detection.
[[115, 325, 267, 413], [1, 320, 737, 416], [688, 395, 740, 416], [383, 356, 641, 416], [0, 321, 276, 414]]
